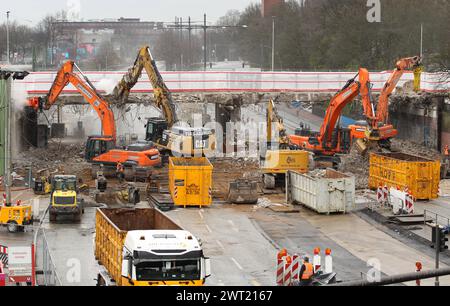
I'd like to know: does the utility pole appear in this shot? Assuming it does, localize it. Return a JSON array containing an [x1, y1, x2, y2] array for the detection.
[[188, 16, 192, 68], [4, 77, 11, 206], [204, 14, 207, 71], [420, 23, 424, 58], [435, 225, 440, 286], [271, 16, 276, 71], [6, 11, 10, 64]]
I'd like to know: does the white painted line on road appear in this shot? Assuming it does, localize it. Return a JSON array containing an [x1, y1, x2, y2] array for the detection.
[[205, 224, 213, 233], [216, 240, 225, 250], [231, 257, 243, 271], [228, 220, 239, 232], [198, 210, 204, 220]]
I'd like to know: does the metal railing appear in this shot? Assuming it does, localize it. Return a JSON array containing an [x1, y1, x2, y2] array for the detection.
[[424, 209, 450, 228], [33, 206, 62, 286]]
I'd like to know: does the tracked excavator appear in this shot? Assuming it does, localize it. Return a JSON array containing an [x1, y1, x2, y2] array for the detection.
[[350, 56, 422, 153], [289, 68, 371, 168], [113, 46, 215, 157], [27, 61, 161, 179]]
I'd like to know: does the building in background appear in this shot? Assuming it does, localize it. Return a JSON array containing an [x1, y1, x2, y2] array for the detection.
[[261, 0, 284, 17]]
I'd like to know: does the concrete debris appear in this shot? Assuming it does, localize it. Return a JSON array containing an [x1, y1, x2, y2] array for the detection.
[[14, 139, 89, 183]]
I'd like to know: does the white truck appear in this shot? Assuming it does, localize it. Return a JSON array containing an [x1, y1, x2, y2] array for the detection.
[[95, 208, 211, 286]]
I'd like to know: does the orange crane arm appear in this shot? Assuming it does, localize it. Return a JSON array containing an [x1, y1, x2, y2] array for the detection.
[[320, 68, 368, 145], [31, 61, 116, 142], [376, 56, 421, 124]]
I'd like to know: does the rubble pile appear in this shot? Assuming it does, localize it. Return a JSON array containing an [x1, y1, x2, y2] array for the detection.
[[339, 150, 370, 190], [15, 140, 88, 179]]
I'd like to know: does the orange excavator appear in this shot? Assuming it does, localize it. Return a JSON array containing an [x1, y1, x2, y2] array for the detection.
[[350, 56, 422, 152], [28, 61, 161, 178], [289, 68, 371, 167]]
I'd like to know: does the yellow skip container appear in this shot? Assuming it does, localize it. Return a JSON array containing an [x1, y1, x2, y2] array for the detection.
[[369, 152, 440, 200], [169, 157, 213, 207]]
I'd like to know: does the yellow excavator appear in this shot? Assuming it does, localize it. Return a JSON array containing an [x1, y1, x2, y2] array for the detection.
[[113, 46, 215, 157], [261, 99, 309, 189]]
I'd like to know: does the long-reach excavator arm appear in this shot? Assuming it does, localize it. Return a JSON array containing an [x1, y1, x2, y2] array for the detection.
[[113, 46, 178, 127], [28, 61, 116, 141], [289, 68, 369, 164], [375, 56, 422, 125], [320, 68, 367, 147], [267, 99, 289, 149]]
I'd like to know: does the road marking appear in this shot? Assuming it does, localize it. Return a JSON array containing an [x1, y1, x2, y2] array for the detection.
[[228, 220, 239, 232], [216, 240, 225, 250], [198, 211, 204, 220], [205, 224, 213, 233], [231, 257, 243, 271], [251, 279, 261, 287]]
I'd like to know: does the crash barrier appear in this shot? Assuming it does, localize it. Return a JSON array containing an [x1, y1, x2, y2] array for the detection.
[[276, 247, 333, 286], [33, 207, 62, 286], [376, 185, 415, 215], [0, 245, 8, 266], [0, 262, 5, 286], [21, 71, 449, 95]]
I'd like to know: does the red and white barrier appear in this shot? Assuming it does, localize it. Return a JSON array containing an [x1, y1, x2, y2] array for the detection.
[[0, 262, 6, 287], [291, 254, 300, 282], [0, 245, 8, 266], [389, 187, 415, 215], [276, 248, 333, 286], [313, 248, 321, 273], [284, 256, 292, 286], [416, 262, 422, 286], [405, 192, 415, 214], [276, 249, 287, 286], [324, 249, 333, 274]]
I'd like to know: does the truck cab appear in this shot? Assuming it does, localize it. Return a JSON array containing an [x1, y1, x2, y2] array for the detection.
[[119, 230, 211, 286], [49, 175, 83, 222]]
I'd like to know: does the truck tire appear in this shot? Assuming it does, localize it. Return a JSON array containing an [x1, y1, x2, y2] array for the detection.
[[74, 211, 82, 222], [7, 221, 18, 233], [49, 212, 57, 222], [263, 174, 276, 190]]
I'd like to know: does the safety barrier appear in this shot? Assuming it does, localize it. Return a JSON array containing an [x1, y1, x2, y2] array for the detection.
[[0, 262, 5, 286], [276, 247, 333, 286], [20, 70, 449, 96], [33, 206, 62, 286], [0, 245, 8, 266], [376, 185, 415, 215]]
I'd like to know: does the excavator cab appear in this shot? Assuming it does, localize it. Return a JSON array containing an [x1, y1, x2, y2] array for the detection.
[[85, 136, 116, 162], [145, 118, 169, 144]]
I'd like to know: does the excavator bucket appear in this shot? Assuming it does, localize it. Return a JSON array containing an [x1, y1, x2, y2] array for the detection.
[[355, 138, 369, 155], [227, 179, 259, 204]]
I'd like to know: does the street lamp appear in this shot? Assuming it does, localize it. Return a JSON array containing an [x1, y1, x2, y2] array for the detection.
[[272, 16, 276, 71], [6, 11, 10, 64]]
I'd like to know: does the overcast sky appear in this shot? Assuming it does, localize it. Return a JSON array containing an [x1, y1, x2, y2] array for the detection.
[[3, 0, 258, 25]]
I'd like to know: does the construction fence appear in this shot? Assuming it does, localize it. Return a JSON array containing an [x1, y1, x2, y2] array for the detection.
[[21, 71, 449, 95]]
